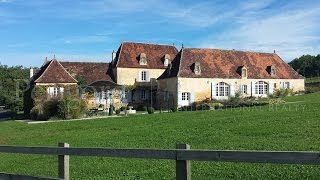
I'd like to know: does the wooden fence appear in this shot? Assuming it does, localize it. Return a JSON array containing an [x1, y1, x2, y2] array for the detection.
[[1, 143, 320, 180]]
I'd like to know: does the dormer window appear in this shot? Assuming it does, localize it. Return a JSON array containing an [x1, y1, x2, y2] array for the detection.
[[271, 66, 276, 76], [139, 53, 147, 65], [194, 62, 201, 75], [164, 54, 171, 66], [241, 67, 247, 78]]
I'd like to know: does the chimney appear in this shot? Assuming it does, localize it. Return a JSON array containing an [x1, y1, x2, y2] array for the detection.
[[112, 50, 116, 61], [29, 66, 34, 78]]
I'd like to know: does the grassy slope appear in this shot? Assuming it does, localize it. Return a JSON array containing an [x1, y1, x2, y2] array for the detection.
[[306, 77, 320, 83], [0, 93, 320, 179]]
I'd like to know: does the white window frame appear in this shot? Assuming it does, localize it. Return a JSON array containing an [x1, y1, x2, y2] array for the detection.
[[182, 92, 189, 101], [140, 71, 147, 81], [164, 58, 169, 66], [216, 82, 230, 97], [283, 82, 290, 89], [255, 81, 268, 95], [241, 85, 248, 94]]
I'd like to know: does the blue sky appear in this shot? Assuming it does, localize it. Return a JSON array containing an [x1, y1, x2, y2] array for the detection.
[[0, 0, 319, 67]]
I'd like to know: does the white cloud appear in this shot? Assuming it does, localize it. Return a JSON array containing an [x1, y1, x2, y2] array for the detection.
[[198, 2, 320, 61]]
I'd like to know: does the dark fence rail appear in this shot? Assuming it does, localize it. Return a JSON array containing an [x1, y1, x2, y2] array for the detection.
[[1, 143, 320, 180]]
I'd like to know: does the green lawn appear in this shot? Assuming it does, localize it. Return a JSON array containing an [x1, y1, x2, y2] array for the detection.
[[1, 93, 320, 179], [306, 77, 320, 83]]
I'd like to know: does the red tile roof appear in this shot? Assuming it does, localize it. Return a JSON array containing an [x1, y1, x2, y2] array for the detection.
[[160, 48, 304, 79], [34, 60, 78, 83], [60, 61, 115, 84], [113, 42, 178, 69]]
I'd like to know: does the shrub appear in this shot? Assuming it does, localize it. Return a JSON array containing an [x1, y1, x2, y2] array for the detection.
[[147, 107, 155, 114], [44, 98, 60, 117], [137, 105, 147, 111], [120, 106, 126, 111], [115, 109, 121, 114], [30, 104, 50, 121], [171, 107, 177, 112], [273, 88, 294, 98], [58, 95, 86, 119]]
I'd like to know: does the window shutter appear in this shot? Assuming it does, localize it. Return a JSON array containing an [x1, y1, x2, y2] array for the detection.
[[138, 71, 142, 81], [211, 82, 216, 99], [190, 93, 195, 103], [95, 92, 100, 104], [127, 90, 132, 103], [178, 92, 182, 106], [146, 71, 150, 81], [230, 82, 235, 97], [59, 87, 64, 95], [251, 81, 256, 96], [268, 81, 273, 95]]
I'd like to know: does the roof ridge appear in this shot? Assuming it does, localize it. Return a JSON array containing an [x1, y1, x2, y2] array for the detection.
[[34, 60, 54, 83], [122, 41, 176, 47], [60, 61, 109, 64], [56, 60, 79, 83], [185, 47, 275, 55], [177, 49, 183, 77]]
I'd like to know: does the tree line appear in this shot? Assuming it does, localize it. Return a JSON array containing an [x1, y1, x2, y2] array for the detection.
[[0, 64, 29, 111], [289, 54, 320, 78]]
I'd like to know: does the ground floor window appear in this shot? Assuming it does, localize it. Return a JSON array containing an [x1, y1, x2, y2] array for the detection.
[[182, 92, 189, 101], [283, 82, 290, 89], [241, 85, 247, 94], [255, 81, 268, 95], [140, 90, 146, 100], [216, 82, 229, 96], [48, 87, 64, 97]]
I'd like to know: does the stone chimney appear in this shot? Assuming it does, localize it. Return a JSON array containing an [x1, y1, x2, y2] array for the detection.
[[29, 66, 34, 78], [112, 50, 116, 61]]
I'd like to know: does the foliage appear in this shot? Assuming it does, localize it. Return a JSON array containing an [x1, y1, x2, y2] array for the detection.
[[289, 54, 320, 78], [171, 107, 177, 112], [136, 105, 147, 111], [30, 104, 50, 121], [147, 107, 154, 114], [115, 109, 121, 114], [273, 88, 294, 98], [1, 93, 320, 179], [58, 95, 86, 119], [120, 106, 126, 111], [0, 64, 29, 112], [75, 75, 87, 87]]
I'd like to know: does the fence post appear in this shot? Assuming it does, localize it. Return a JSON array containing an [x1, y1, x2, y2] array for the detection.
[[58, 143, 70, 180], [176, 144, 191, 180]]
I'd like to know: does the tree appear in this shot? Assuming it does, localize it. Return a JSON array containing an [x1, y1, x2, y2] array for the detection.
[[289, 54, 320, 78]]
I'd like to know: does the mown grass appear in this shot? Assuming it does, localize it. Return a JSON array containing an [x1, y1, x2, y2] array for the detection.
[[0, 93, 320, 179]]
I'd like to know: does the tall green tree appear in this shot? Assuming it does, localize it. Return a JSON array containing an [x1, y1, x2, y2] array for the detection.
[[289, 54, 320, 77], [0, 64, 29, 111]]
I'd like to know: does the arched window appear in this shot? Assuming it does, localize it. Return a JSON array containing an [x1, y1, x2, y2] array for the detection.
[[255, 81, 268, 95], [216, 82, 230, 96]]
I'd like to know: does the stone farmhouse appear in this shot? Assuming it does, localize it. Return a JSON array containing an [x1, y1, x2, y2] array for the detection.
[[25, 41, 304, 114]]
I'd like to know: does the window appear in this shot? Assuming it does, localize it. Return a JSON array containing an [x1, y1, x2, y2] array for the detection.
[[140, 90, 146, 100], [255, 81, 268, 95], [274, 83, 277, 89], [271, 66, 276, 75], [194, 62, 201, 75], [182, 92, 189, 101], [241, 85, 247, 94], [216, 82, 230, 96], [164, 54, 170, 66], [139, 53, 147, 65], [48, 87, 64, 97], [242, 68, 247, 78], [140, 71, 147, 81], [164, 91, 169, 101], [283, 82, 290, 89]]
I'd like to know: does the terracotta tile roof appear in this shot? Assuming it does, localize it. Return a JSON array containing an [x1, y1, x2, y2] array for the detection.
[[60, 62, 115, 84], [113, 42, 178, 69], [160, 48, 304, 79], [34, 60, 78, 83]]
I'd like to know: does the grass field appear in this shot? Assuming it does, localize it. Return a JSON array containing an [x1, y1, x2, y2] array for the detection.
[[306, 77, 320, 83], [0, 93, 320, 179]]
